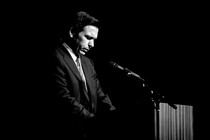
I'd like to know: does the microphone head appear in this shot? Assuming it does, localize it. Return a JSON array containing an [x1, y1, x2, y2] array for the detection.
[[109, 61, 116, 67], [109, 61, 124, 70]]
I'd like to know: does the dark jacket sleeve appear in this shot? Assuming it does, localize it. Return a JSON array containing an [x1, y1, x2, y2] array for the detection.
[[89, 59, 116, 113]]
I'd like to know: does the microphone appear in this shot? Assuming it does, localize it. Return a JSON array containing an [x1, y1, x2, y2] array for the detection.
[[109, 61, 145, 81], [109, 61, 177, 109]]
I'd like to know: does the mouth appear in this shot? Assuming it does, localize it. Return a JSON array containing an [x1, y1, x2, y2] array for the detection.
[[79, 48, 89, 55], [82, 48, 89, 52]]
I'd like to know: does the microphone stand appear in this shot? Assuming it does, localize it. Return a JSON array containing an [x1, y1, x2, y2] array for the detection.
[[125, 70, 177, 140]]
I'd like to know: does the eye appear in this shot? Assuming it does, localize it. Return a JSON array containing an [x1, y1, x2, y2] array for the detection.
[[85, 35, 94, 40]]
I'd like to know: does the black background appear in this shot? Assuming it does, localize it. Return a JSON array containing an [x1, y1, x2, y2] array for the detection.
[[3, 1, 208, 139]]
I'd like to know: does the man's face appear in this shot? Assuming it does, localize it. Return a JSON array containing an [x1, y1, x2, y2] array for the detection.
[[75, 25, 99, 55]]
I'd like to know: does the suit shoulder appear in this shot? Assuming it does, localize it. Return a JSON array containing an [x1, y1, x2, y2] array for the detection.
[[51, 46, 67, 59]]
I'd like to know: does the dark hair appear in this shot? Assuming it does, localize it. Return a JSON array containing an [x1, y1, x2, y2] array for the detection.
[[71, 11, 100, 34], [59, 11, 100, 42]]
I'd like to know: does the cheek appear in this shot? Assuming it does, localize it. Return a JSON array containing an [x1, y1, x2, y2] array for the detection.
[[80, 39, 89, 47], [77, 35, 89, 48], [76, 38, 84, 45]]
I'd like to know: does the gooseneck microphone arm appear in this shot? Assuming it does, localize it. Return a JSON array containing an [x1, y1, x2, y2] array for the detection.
[[109, 61, 145, 81], [109, 61, 177, 109]]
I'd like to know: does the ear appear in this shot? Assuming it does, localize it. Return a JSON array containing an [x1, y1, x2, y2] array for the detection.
[[69, 27, 74, 38]]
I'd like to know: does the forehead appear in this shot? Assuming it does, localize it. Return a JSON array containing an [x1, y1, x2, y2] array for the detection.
[[82, 25, 99, 37]]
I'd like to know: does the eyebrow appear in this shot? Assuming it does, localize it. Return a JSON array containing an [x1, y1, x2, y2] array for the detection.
[[85, 35, 96, 40]]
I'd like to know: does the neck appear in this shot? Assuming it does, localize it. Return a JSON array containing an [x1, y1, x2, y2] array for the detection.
[[62, 41, 80, 58]]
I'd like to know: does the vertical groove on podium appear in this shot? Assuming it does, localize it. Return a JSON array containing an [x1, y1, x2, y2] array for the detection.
[[155, 103, 193, 140]]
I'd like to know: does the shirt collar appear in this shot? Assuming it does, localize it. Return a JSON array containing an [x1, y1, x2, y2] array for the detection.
[[62, 42, 78, 62]]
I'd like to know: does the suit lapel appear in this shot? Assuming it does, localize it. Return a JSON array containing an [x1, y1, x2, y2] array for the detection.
[[64, 53, 92, 102], [61, 50, 82, 81], [80, 57, 95, 98], [80, 57, 91, 91], [81, 57, 96, 111]]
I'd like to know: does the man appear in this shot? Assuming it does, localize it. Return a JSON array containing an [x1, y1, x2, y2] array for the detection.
[[48, 11, 116, 139]]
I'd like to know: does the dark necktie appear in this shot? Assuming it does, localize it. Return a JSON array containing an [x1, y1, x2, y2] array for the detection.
[[76, 57, 94, 112], [76, 57, 88, 92]]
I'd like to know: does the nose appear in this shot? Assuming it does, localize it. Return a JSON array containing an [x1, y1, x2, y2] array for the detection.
[[88, 40, 94, 48]]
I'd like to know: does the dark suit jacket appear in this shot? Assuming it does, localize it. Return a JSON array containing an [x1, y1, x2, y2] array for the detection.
[[49, 43, 115, 126]]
